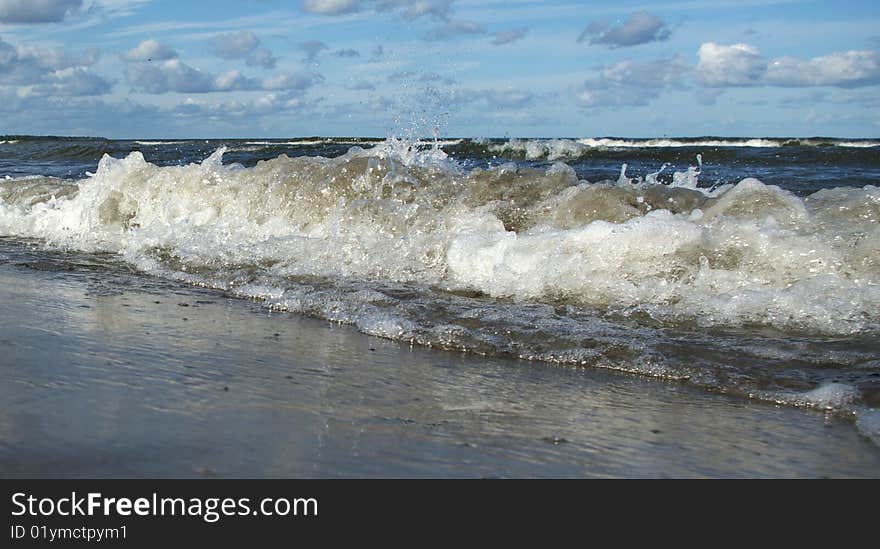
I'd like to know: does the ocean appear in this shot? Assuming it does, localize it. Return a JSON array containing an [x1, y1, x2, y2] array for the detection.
[[1, 135, 879, 475]]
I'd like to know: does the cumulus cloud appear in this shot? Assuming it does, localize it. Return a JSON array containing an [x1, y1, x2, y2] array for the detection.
[[696, 42, 766, 87], [123, 39, 178, 62], [127, 59, 238, 93], [378, 0, 453, 20], [34, 66, 113, 96], [301, 0, 361, 15], [491, 27, 528, 46], [172, 93, 310, 120], [577, 56, 689, 107], [125, 56, 317, 94], [262, 72, 319, 91], [765, 50, 880, 88], [246, 48, 278, 69], [0, 35, 110, 95], [423, 20, 485, 41], [0, 0, 82, 24], [298, 40, 328, 62], [579, 11, 671, 48], [0, 38, 100, 82], [211, 31, 260, 60], [696, 42, 880, 89], [210, 32, 278, 69]]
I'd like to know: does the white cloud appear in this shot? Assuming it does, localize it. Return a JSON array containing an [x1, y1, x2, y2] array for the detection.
[[36, 66, 113, 96], [301, 0, 361, 15], [212, 31, 260, 60], [766, 50, 880, 88], [697, 42, 880, 89], [126, 58, 223, 93], [578, 11, 671, 48], [298, 40, 328, 62], [123, 39, 178, 62], [125, 57, 314, 94], [378, 0, 453, 20], [262, 72, 317, 91], [208, 32, 278, 69], [491, 27, 528, 46], [0, 40, 100, 77], [175, 93, 310, 118], [577, 56, 689, 107], [212, 70, 257, 92], [246, 48, 278, 69], [695, 42, 766, 87], [423, 20, 484, 41], [0, 35, 109, 96], [0, 0, 82, 24]]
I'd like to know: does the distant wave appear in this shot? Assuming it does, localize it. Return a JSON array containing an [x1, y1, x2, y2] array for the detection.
[[133, 141, 189, 146], [244, 140, 329, 146], [576, 137, 880, 148], [481, 137, 880, 161]]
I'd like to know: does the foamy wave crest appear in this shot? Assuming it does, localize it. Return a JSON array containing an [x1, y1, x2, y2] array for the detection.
[[133, 141, 188, 146], [488, 137, 880, 160], [1, 141, 878, 337]]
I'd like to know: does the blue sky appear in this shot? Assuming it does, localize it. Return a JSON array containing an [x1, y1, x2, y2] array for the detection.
[[0, 0, 878, 137]]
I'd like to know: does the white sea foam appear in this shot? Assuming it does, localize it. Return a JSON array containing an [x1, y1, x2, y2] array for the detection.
[[794, 383, 860, 409], [579, 137, 783, 148], [488, 137, 880, 160], [244, 140, 326, 146], [133, 141, 188, 146], [856, 409, 880, 445], [1, 141, 878, 336]]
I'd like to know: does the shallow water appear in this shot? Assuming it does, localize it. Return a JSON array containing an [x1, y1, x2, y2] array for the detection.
[[1, 248, 878, 478]]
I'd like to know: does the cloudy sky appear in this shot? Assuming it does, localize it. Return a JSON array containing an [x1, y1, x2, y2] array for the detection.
[[1, 0, 878, 138]]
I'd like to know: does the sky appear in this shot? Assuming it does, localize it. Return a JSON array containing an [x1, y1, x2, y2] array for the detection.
[[0, 0, 878, 138]]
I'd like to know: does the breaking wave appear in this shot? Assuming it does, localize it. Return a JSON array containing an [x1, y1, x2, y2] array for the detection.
[[2, 139, 879, 420]]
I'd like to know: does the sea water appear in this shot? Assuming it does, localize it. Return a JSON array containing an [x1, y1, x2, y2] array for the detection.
[[1, 135, 878, 444]]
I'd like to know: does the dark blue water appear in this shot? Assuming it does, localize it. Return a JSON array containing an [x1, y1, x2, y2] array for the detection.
[[2, 136, 878, 195]]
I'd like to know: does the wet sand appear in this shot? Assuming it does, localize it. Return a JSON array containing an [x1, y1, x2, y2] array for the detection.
[[0, 252, 879, 478]]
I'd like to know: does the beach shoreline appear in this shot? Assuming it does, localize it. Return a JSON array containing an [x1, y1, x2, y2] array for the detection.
[[1, 242, 878, 478]]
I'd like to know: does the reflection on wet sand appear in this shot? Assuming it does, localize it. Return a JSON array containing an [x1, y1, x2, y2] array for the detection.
[[0, 254, 878, 478]]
